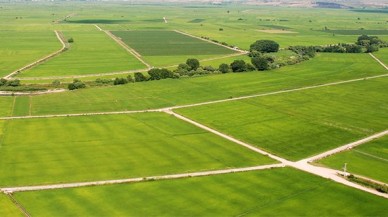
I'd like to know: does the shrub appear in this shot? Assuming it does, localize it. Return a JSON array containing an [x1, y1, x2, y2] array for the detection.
[[186, 58, 200, 71], [203, 65, 216, 72], [251, 56, 269, 71], [113, 77, 128, 85], [148, 68, 174, 80], [7, 79, 21, 87], [230, 60, 247, 72], [68, 79, 86, 90], [289, 46, 317, 57], [0, 78, 7, 86], [366, 44, 379, 53], [219, 63, 230, 73], [127, 74, 134, 83], [52, 80, 61, 87], [134, 72, 147, 82], [95, 78, 113, 85]]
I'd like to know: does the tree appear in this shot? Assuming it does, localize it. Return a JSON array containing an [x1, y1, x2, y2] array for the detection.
[[230, 60, 247, 72], [0, 78, 7, 86], [67, 37, 74, 43], [114, 77, 128, 85], [219, 63, 230, 73], [7, 79, 20, 87], [356, 35, 382, 47], [175, 63, 190, 76], [366, 44, 379, 53], [68, 79, 86, 90], [134, 72, 147, 82], [250, 40, 280, 53], [344, 44, 363, 53], [251, 56, 269, 71], [177, 63, 190, 71], [186, 58, 200, 71], [148, 68, 174, 80]]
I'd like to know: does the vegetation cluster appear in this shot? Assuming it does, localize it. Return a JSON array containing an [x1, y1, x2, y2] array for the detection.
[[0, 78, 46, 92]]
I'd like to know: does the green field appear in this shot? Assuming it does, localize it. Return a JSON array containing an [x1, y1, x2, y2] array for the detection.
[[0, 30, 61, 77], [1, 2, 388, 215], [0, 97, 14, 117], [176, 77, 388, 160], [14, 168, 388, 216], [111, 30, 235, 56], [17, 29, 146, 77], [0, 194, 23, 217], [0, 112, 273, 187], [12, 53, 384, 117], [318, 136, 388, 183], [111, 30, 236, 67], [375, 48, 388, 65]]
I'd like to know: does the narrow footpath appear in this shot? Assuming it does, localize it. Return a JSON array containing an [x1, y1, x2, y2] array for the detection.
[[4, 30, 69, 79]]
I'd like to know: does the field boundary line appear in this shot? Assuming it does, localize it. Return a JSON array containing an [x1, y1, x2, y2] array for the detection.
[[167, 73, 388, 110], [299, 130, 388, 163], [165, 110, 388, 198], [353, 149, 388, 162], [369, 53, 388, 70], [94, 24, 103, 31], [0, 108, 163, 120], [0, 89, 66, 96], [164, 109, 290, 164], [174, 29, 248, 54], [16, 52, 247, 81], [15, 68, 150, 81], [5, 193, 31, 217], [1, 73, 388, 119], [99, 25, 152, 69], [0, 164, 284, 193], [4, 30, 69, 79]]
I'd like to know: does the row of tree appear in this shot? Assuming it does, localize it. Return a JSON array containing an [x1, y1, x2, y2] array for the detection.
[[289, 35, 387, 55], [0, 78, 21, 87]]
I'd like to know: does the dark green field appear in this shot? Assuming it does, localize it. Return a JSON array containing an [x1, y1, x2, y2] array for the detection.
[[111, 30, 236, 56]]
